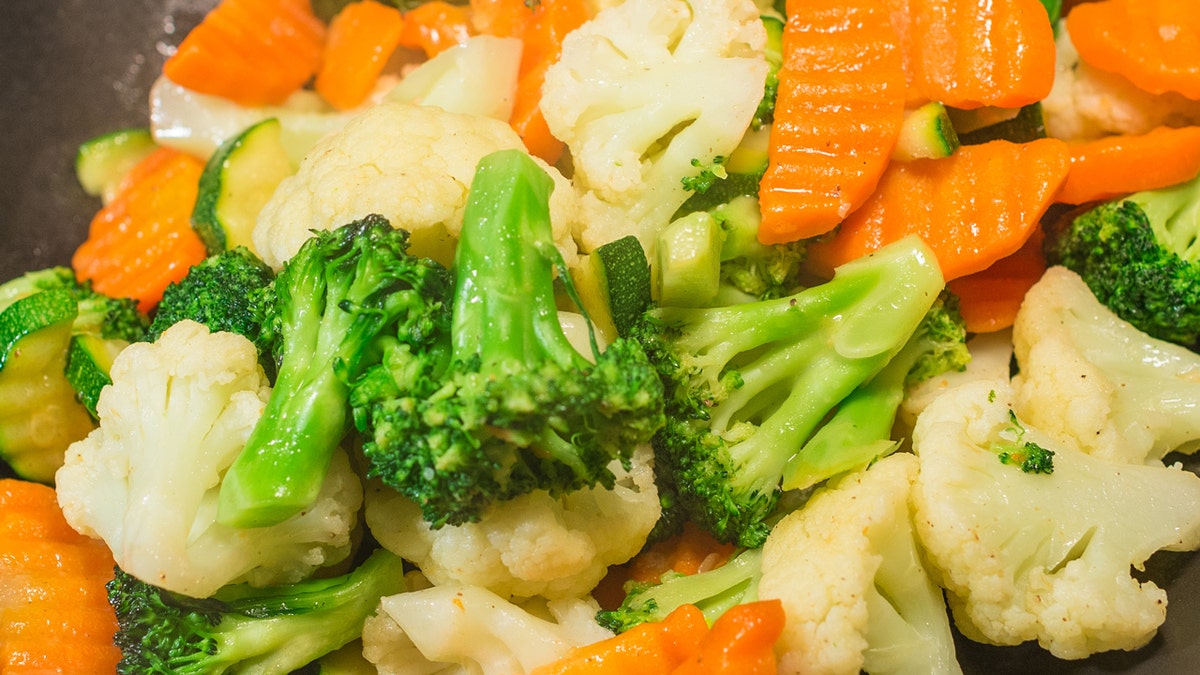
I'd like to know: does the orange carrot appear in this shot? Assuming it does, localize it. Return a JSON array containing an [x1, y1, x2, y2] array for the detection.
[[163, 0, 326, 107], [529, 605, 710, 675], [398, 1, 473, 58], [895, 0, 1057, 110], [948, 227, 1048, 332], [1056, 125, 1200, 205], [1067, 0, 1200, 100], [757, 0, 907, 245], [0, 479, 122, 674], [628, 522, 738, 585], [72, 147, 209, 313], [669, 600, 785, 675], [316, 0, 406, 110], [806, 138, 1071, 281]]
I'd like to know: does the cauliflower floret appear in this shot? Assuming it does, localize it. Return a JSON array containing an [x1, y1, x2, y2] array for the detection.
[[759, 453, 961, 675], [912, 379, 1200, 660], [55, 321, 362, 598], [362, 584, 612, 675], [1042, 25, 1200, 142], [253, 102, 578, 269], [1011, 266, 1200, 465], [541, 0, 768, 253], [365, 446, 660, 600], [899, 329, 1015, 435]]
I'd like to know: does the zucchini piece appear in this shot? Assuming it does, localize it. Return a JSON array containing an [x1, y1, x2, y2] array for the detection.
[[892, 101, 961, 161], [952, 103, 1047, 145], [75, 128, 157, 204], [65, 333, 128, 419], [192, 117, 294, 255], [0, 291, 96, 483], [571, 235, 653, 341], [655, 211, 724, 307]]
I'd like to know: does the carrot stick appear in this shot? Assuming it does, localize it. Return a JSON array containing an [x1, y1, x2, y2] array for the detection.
[[1066, 0, 1200, 100], [757, 0, 908, 245], [398, 1, 473, 58], [896, 0, 1057, 110], [529, 604, 710, 675], [805, 138, 1071, 281], [947, 227, 1047, 332], [315, 0, 406, 110], [668, 600, 785, 675], [163, 0, 326, 107], [1056, 125, 1200, 205], [72, 147, 209, 313], [0, 479, 122, 674]]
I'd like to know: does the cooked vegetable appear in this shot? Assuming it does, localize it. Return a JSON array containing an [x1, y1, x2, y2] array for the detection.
[[74, 128, 157, 204], [1056, 125, 1200, 205], [946, 228, 1048, 333], [315, 0, 406, 111]]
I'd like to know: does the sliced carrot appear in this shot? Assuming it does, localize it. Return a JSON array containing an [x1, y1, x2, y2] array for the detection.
[[1056, 125, 1200, 205], [316, 0, 406, 110], [628, 522, 738, 584], [469, 0, 533, 39], [1067, 0, 1200, 100], [669, 600, 785, 675], [163, 0, 326, 107], [758, 0, 907, 245], [948, 227, 1048, 332], [0, 479, 122, 674], [529, 604, 709, 675], [398, 1, 473, 58], [806, 138, 1071, 281], [894, 0, 1056, 110], [72, 147, 209, 313]]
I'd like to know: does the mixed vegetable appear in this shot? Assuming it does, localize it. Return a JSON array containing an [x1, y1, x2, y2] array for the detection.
[[5, 0, 1200, 673]]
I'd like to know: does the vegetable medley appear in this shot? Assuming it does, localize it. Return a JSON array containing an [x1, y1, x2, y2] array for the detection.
[[6, 0, 1200, 672]]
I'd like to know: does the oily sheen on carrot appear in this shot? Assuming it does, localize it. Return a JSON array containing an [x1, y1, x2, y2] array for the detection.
[[669, 600, 785, 675], [757, 0, 907, 245], [163, 0, 326, 107], [0, 479, 122, 673], [1056, 126, 1200, 204], [398, 0, 474, 58], [948, 227, 1048, 333], [316, 0, 406, 110], [1067, 0, 1200, 100], [806, 138, 1071, 282], [529, 605, 710, 675], [891, 0, 1057, 109], [72, 147, 209, 313]]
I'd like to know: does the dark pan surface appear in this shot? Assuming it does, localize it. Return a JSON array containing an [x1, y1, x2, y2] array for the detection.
[[2, 1, 1199, 672]]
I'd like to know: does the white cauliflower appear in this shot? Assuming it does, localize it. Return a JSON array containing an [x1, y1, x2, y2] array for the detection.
[[384, 35, 523, 122], [759, 453, 961, 675], [54, 321, 362, 598], [365, 446, 660, 600], [1042, 25, 1200, 142], [1011, 266, 1200, 465], [541, 0, 768, 253], [899, 329, 1015, 433], [253, 102, 579, 269], [362, 584, 612, 675], [912, 379, 1200, 660]]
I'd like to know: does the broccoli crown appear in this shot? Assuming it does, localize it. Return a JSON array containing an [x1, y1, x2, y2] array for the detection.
[[596, 547, 762, 634], [902, 290, 972, 386], [106, 548, 406, 675], [355, 149, 665, 528], [632, 235, 945, 548], [147, 247, 275, 356], [218, 215, 454, 529], [1044, 179, 1200, 347]]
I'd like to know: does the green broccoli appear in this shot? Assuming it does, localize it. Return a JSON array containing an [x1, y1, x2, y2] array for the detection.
[[596, 547, 762, 634], [217, 215, 454, 528], [106, 547, 406, 675], [783, 291, 971, 490], [353, 149, 665, 529], [147, 247, 276, 361], [1043, 172, 1200, 348], [630, 235, 945, 548]]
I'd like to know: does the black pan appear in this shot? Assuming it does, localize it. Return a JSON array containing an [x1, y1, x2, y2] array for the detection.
[[2, 1, 1199, 672]]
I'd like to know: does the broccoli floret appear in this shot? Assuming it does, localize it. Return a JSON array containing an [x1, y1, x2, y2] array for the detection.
[[632, 235, 946, 547], [106, 548, 406, 675], [994, 410, 1055, 474], [354, 149, 665, 528], [147, 247, 275, 359], [1043, 173, 1200, 348], [784, 291, 971, 490], [217, 215, 454, 528], [596, 547, 762, 634]]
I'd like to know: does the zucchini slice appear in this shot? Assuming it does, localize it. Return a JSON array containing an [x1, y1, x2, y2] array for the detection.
[[65, 332, 128, 419], [893, 101, 961, 161], [75, 128, 157, 204], [571, 236, 653, 341]]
